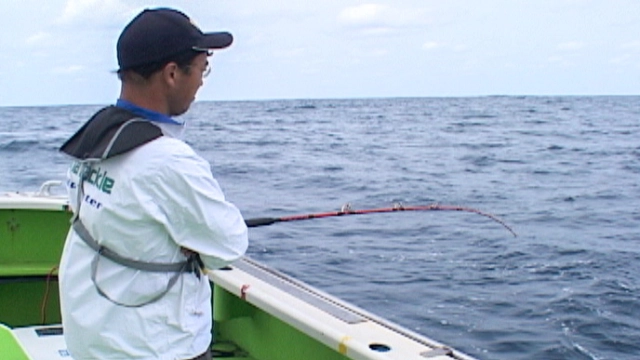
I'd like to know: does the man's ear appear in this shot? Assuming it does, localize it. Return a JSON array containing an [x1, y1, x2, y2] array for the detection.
[[161, 62, 180, 87]]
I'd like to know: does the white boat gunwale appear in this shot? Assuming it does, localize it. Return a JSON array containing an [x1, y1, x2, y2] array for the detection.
[[210, 257, 476, 360]]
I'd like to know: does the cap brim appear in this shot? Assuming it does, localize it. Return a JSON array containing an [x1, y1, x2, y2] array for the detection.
[[195, 32, 233, 50]]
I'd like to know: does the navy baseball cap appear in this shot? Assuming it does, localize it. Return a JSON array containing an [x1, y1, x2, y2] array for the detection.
[[117, 8, 233, 70]]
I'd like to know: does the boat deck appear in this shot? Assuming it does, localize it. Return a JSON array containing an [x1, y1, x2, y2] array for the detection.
[[0, 324, 257, 360]]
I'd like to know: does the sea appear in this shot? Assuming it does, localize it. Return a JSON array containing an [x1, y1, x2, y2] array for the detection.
[[1, 96, 638, 360]]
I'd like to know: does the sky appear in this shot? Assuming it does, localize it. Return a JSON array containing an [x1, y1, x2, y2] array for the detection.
[[1, 0, 639, 106]]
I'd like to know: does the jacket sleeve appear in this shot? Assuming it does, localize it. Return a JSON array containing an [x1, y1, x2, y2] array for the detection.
[[147, 144, 248, 270]]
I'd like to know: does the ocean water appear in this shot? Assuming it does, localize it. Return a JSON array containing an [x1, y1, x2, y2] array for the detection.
[[1, 96, 639, 360]]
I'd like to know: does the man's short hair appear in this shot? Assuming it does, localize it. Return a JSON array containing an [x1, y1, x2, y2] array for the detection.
[[116, 49, 202, 81]]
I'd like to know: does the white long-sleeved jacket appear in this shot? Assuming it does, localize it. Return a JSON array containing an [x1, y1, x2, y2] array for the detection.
[[59, 121, 248, 360]]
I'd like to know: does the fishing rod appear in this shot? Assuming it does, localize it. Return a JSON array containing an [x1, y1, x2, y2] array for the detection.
[[244, 203, 517, 237]]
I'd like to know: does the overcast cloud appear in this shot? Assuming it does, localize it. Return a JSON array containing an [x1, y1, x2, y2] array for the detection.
[[1, 0, 639, 106]]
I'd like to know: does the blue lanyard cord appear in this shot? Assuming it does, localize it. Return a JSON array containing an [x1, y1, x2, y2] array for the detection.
[[115, 99, 184, 125]]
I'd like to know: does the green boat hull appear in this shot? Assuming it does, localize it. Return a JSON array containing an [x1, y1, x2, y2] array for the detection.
[[0, 208, 69, 327]]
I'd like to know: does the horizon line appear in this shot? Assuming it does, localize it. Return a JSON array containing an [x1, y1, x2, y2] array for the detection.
[[1, 93, 639, 108]]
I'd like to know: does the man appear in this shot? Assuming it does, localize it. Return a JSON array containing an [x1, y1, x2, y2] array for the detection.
[[58, 8, 248, 360]]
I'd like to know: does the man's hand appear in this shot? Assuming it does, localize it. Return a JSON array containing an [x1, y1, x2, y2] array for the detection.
[[180, 247, 197, 258]]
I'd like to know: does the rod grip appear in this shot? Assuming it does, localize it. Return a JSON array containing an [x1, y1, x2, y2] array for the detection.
[[245, 217, 278, 228]]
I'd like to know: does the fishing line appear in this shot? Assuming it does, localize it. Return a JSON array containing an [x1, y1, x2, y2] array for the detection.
[[244, 203, 517, 237]]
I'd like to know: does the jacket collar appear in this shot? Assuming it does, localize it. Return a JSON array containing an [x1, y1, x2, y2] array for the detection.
[[115, 99, 186, 139], [115, 99, 185, 126]]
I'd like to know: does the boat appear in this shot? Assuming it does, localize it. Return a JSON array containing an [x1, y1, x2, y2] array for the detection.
[[0, 181, 477, 360]]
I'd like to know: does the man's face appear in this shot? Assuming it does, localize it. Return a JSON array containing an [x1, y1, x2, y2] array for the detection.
[[167, 53, 209, 117]]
